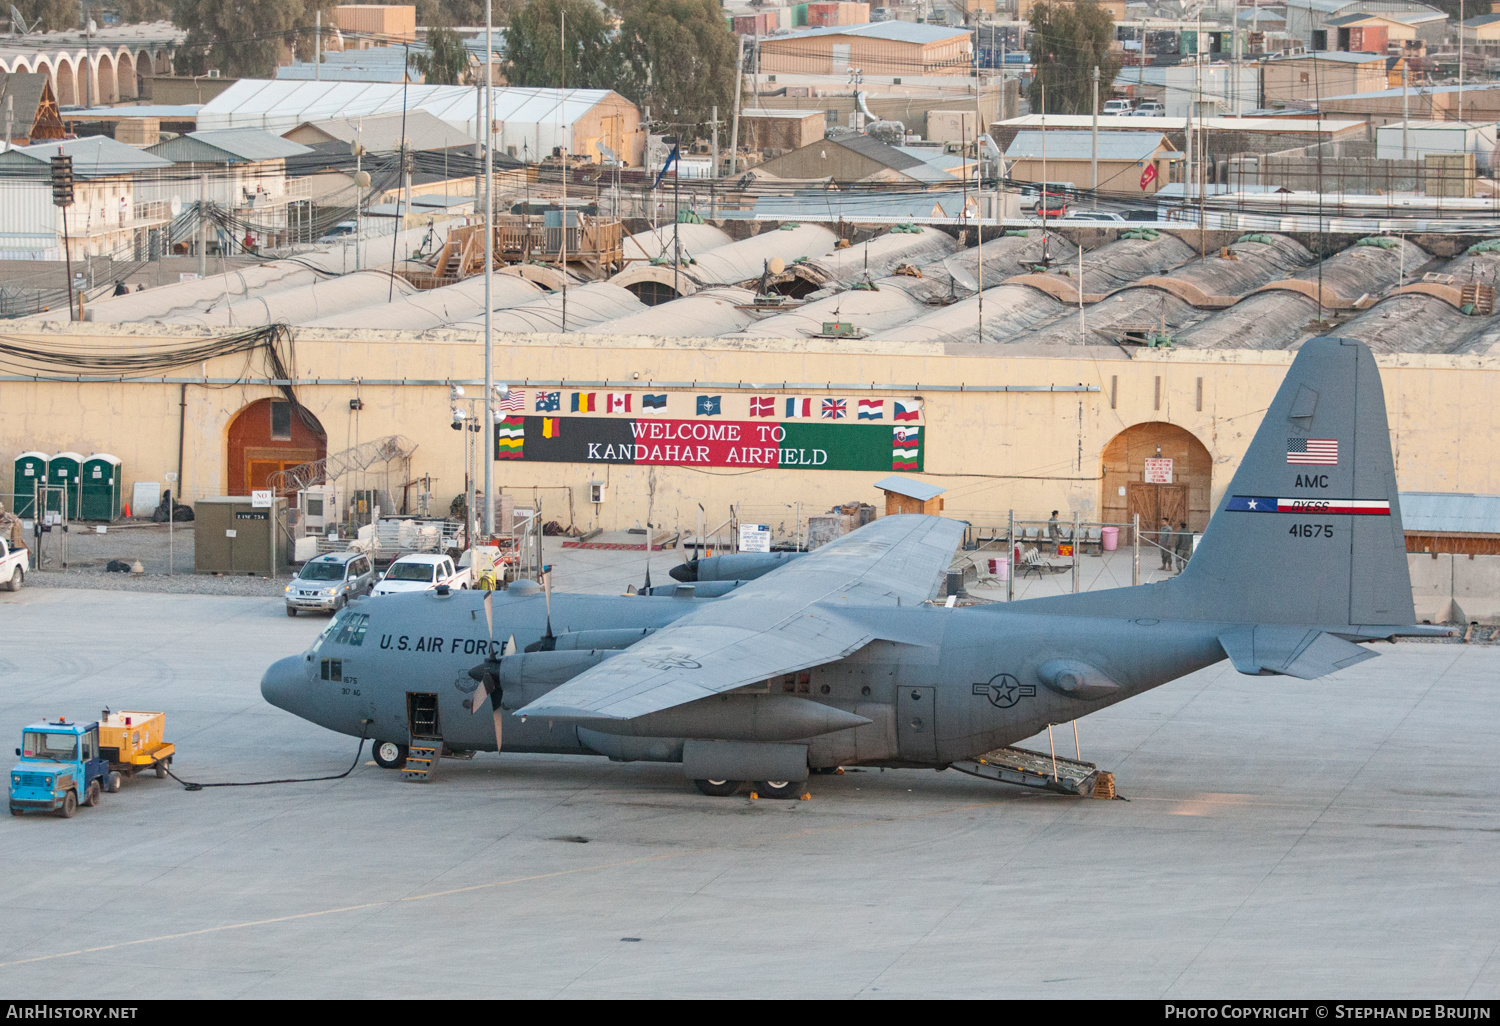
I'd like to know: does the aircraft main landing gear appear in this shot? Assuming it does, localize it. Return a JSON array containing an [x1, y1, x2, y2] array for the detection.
[[693, 779, 741, 797]]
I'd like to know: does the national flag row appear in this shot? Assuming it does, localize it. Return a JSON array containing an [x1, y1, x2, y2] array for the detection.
[[498, 389, 922, 422]]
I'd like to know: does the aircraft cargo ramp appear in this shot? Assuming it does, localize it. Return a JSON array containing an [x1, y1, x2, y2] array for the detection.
[[951, 745, 1117, 799]]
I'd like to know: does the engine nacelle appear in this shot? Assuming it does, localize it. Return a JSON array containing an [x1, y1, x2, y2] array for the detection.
[[669, 551, 804, 583]]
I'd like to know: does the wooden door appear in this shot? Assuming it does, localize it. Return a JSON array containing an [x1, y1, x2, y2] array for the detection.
[[1126, 483, 1188, 542]]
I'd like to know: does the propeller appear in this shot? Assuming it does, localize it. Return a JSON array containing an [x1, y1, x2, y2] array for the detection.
[[466, 589, 504, 752]]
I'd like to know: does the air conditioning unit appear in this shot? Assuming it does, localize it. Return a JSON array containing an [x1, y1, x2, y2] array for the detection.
[[589, 481, 606, 504], [298, 484, 340, 535]]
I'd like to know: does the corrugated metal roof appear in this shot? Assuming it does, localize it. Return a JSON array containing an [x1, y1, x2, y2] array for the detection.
[[833, 134, 927, 172], [623, 223, 734, 263], [1005, 130, 1170, 162], [874, 475, 945, 500], [1466, 12, 1500, 24], [730, 285, 929, 339], [9, 135, 172, 176], [287, 109, 476, 151], [150, 128, 312, 164], [736, 192, 964, 219], [579, 288, 758, 337], [774, 21, 972, 43], [686, 224, 840, 287], [302, 272, 542, 329], [1400, 492, 1500, 534], [1269, 50, 1389, 63]]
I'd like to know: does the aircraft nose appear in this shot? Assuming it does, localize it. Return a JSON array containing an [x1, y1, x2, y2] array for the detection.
[[260, 655, 306, 712]]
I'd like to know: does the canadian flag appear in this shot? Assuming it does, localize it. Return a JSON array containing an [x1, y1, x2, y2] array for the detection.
[[606, 393, 631, 414], [1140, 162, 1158, 190]]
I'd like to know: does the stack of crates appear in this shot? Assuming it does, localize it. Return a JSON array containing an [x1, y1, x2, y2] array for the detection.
[[11, 452, 47, 517]]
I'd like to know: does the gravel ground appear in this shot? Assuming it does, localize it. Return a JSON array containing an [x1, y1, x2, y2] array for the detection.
[[24, 521, 285, 597]]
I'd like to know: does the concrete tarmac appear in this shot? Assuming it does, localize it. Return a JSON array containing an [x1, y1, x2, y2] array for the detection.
[[0, 587, 1496, 998]]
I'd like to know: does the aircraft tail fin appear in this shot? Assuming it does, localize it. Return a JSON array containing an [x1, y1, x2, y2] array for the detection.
[[1173, 336, 1414, 628]]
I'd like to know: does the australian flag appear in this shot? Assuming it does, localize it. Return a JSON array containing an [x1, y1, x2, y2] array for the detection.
[[535, 390, 561, 412], [696, 395, 722, 416]]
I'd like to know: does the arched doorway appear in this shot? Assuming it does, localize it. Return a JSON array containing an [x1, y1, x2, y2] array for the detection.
[[228, 398, 327, 497], [54, 59, 75, 106], [116, 50, 136, 99], [1100, 422, 1212, 537]]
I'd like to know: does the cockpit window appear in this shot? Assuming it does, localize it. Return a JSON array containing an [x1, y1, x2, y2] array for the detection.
[[386, 562, 436, 582], [334, 613, 370, 646], [299, 561, 347, 581]]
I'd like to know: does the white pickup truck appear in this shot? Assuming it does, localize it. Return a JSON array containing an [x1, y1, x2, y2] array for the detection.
[[1, 537, 29, 591], [371, 553, 472, 597]]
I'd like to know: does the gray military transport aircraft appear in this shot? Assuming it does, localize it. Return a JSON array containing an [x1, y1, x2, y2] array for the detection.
[[261, 337, 1443, 798]]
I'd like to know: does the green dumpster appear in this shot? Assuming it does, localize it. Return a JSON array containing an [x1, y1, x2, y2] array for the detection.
[[11, 452, 48, 517], [80, 453, 122, 521], [46, 451, 82, 519]]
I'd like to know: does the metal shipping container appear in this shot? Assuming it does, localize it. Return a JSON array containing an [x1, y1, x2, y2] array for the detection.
[[194, 496, 287, 576]]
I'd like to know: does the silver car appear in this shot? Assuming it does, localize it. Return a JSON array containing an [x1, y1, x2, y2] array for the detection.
[[285, 551, 375, 616]]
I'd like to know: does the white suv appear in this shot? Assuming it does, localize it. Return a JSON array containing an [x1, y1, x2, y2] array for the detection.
[[1102, 99, 1133, 115]]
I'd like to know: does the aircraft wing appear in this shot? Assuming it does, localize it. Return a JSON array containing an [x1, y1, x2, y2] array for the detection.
[[517, 514, 966, 721]]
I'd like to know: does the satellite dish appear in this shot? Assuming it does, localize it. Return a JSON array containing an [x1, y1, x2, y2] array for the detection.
[[768, 257, 785, 275], [86, 18, 96, 33], [169, 195, 181, 216], [354, 170, 371, 187]]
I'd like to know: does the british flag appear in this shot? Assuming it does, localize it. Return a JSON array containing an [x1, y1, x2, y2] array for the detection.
[[821, 398, 847, 420]]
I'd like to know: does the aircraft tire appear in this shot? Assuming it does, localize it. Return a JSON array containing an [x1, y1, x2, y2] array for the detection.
[[693, 779, 741, 797], [756, 780, 804, 800], [373, 741, 408, 769]]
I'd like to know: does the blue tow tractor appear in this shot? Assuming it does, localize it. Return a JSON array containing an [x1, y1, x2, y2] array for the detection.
[[9, 718, 121, 818]]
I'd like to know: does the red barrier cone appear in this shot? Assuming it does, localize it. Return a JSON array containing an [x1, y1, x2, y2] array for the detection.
[[123, 503, 132, 518]]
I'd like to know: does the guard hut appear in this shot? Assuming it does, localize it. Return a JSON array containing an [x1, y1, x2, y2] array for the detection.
[[11, 452, 48, 516], [875, 474, 947, 516], [194, 496, 287, 576], [80, 454, 123, 521]]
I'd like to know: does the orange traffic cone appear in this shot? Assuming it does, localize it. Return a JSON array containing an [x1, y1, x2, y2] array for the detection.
[[123, 503, 132, 518]]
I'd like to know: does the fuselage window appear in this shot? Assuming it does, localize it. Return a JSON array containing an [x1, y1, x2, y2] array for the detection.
[[320, 658, 343, 682]]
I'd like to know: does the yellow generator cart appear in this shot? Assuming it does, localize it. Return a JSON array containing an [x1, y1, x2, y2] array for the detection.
[[98, 710, 175, 783]]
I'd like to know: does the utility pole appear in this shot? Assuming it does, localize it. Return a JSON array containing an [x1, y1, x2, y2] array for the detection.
[[1402, 64, 1410, 161], [727, 33, 745, 178], [482, 0, 495, 539], [198, 173, 208, 278], [1460, 0, 1465, 121], [1091, 65, 1099, 210], [315, 10, 321, 81], [559, 10, 568, 332]]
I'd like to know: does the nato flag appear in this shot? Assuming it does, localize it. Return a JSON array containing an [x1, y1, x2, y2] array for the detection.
[[696, 395, 722, 416]]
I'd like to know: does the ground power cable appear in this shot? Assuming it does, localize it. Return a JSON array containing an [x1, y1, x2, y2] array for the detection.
[[164, 722, 371, 792]]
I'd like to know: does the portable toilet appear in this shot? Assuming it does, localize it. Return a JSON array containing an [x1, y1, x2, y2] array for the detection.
[[11, 452, 48, 517], [80, 453, 123, 521], [46, 452, 83, 519]]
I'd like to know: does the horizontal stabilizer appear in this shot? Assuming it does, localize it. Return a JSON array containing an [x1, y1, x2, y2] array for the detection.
[[1219, 625, 1379, 679]]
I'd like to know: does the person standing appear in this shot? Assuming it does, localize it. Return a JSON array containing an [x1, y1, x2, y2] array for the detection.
[[1174, 521, 1194, 571], [1158, 517, 1175, 570], [1047, 511, 1062, 556]]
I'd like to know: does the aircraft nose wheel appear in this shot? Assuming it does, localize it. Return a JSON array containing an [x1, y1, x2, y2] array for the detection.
[[373, 741, 409, 770], [755, 780, 804, 800], [693, 779, 742, 797]]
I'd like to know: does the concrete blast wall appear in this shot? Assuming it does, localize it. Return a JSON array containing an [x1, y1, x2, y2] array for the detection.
[[1407, 553, 1500, 624]]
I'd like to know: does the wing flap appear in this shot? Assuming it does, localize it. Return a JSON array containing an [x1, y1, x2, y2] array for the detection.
[[517, 515, 965, 721]]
